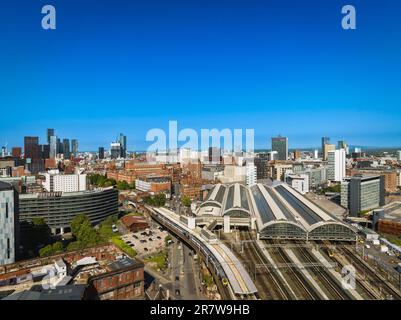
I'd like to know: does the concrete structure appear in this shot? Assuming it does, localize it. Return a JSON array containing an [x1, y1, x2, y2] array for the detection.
[[246, 162, 256, 187], [135, 176, 171, 193], [327, 149, 346, 182], [341, 175, 385, 217], [43, 169, 87, 193], [0, 182, 19, 266], [71, 139, 78, 157], [49, 136, 57, 159], [285, 173, 309, 194], [19, 187, 118, 234], [271, 136, 288, 160]]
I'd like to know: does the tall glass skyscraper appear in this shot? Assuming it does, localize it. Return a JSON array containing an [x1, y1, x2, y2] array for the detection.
[[271, 136, 288, 161]]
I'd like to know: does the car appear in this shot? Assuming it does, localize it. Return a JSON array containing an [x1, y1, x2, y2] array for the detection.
[[126, 241, 132, 244], [175, 289, 180, 296], [149, 238, 153, 241], [175, 276, 179, 281], [144, 248, 149, 252], [157, 236, 161, 240], [133, 235, 138, 239], [140, 239, 146, 243], [129, 244, 135, 247]]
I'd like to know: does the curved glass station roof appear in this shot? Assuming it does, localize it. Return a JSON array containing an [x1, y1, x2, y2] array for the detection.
[[197, 182, 356, 241]]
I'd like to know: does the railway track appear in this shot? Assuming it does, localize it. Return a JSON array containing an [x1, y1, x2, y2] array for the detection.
[[239, 231, 293, 300], [339, 245, 401, 300], [294, 243, 351, 300], [264, 239, 322, 300]]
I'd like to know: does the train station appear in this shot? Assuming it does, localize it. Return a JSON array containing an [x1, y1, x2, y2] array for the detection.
[[196, 182, 357, 241]]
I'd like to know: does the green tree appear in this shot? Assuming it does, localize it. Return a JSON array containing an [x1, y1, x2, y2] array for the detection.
[[39, 244, 54, 257], [52, 241, 64, 253], [70, 214, 89, 238], [182, 195, 191, 207]]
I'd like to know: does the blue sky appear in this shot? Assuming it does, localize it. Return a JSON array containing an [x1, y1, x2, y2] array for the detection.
[[1, 0, 401, 151]]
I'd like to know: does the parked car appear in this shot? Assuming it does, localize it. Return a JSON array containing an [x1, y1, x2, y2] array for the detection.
[[144, 248, 149, 252]]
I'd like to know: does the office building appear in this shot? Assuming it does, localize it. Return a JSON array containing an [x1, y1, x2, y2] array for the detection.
[[71, 139, 78, 157], [19, 187, 118, 235], [397, 150, 401, 162], [321, 137, 330, 155], [271, 136, 288, 161], [49, 135, 57, 159], [98, 147, 105, 160], [43, 170, 87, 193], [323, 143, 335, 161], [0, 181, 19, 266], [57, 138, 63, 154], [119, 134, 127, 158], [47, 129, 54, 144], [24, 136, 40, 160], [63, 139, 70, 159], [294, 150, 301, 161], [254, 155, 269, 180], [110, 142, 121, 159], [327, 149, 346, 182], [341, 175, 385, 217], [41, 144, 50, 159]]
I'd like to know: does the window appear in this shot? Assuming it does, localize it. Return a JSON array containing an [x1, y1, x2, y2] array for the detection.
[[7, 238, 10, 259], [5, 203, 8, 219]]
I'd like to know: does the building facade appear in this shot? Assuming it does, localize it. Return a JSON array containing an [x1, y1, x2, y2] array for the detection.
[[341, 175, 385, 217], [19, 187, 118, 234], [327, 149, 346, 182], [271, 136, 288, 161], [0, 182, 19, 266]]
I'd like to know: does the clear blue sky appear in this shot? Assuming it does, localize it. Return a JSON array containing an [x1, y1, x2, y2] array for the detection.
[[1, 0, 401, 151]]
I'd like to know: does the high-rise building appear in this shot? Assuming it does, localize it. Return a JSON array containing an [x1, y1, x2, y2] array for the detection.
[[246, 162, 257, 187], [341, 175, 385, 217], [63, 139, 70, 159], [50, 135, 57, 159], [24, 136, 40, 160], [0, 181, 19, 266], [321, 137, 330, 155], [41, 144, 50, 159], [44, 170, 87, 193], [99, 147, 105, 160], [323, 143, 335, 161], [254, 155, 269, 180], [11, 147, 22, 158], [397, 150, 401, 162], [110, 142, 121, 159], [57, 138, 63, 154], [47, 128, 54, 144], [71, 139, 78, 157], [327, 149, 346, 182], [271, 136, 288, 161], [119, 133, 127, 158]]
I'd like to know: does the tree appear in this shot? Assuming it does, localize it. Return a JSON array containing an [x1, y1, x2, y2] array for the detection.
[[70, 214, 89, 238], [39, 244, 54, 257], [182, 195, 191, 207], [52, 241, 64, 253]]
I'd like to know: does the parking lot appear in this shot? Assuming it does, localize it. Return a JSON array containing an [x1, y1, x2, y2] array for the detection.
[[121, 226, 169, 256]]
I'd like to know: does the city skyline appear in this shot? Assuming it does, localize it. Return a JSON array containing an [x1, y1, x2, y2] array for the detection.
[[1, 0, 401, 150]]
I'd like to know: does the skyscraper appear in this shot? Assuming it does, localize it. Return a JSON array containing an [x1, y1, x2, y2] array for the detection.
[[110, 142, 121, 159], [119, 133, 127, 158], [323, 143, 335, 161], [321, 137, 330, 153], [63, 139, 70, 159], [50, 135, 57, 159], [99, 147, 105, 159], [271, 136, 288, 161], [71, 139, 78, 157], [24, 136, 40, 160], [327, 149, 346, 182], [47, 128, 54, 144]]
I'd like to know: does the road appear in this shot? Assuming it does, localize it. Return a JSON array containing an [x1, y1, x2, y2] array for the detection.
[[165, 237, 206, 300]]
